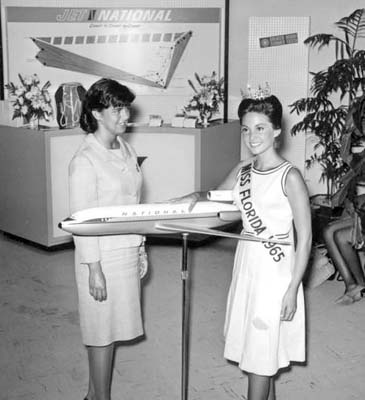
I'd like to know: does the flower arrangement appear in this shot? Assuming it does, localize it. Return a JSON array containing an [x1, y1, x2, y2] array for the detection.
[[184, 71, 224, 126], [5, 74, 54, 128]]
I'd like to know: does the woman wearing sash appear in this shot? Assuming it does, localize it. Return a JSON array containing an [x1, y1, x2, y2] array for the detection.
[[180, 93, 312, 400]]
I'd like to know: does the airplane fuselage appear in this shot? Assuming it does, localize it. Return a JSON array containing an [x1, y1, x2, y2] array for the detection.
[[60, 201, 241, 236]]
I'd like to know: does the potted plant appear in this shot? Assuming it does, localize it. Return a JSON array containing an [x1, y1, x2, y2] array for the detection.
[[290, 8, 365, 204], [184, 71, 224, 127], [6, 73, 54, 129]]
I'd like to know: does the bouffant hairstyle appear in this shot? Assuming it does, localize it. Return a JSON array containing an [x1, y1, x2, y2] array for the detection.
[[237, 95, 283, 129], [80, 78, 135, 133]]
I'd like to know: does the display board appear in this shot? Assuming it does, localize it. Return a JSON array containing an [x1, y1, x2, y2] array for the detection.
[[245, 17, 310, 174], [1, 0, 228, 123]]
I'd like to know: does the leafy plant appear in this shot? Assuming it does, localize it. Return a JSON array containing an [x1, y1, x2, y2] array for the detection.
[[290, 8, 365, 199]]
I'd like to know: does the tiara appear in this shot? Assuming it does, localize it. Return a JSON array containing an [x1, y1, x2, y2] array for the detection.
[[241, 82, 271, 100]]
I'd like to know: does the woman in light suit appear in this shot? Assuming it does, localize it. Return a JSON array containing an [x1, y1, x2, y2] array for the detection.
[[69, 78, 145, 400]]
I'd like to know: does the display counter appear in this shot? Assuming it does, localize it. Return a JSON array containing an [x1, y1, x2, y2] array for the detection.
[[0, 121, 240, 247]]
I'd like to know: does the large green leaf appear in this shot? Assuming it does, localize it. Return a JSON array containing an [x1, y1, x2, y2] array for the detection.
[[335, 8, 365, 40], [290, 96, 335, 114], [304, 9, 365, 59], [304, 34, 350, 58], [310, 59, 360, 101]]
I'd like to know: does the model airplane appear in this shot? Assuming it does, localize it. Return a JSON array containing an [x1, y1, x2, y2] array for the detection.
[[32, 30, 192, 89], [59, 194, 291, 245]]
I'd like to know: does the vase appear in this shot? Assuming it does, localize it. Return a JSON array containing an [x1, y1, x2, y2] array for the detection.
[[200, 111, 212, 127], [23, 115, 39, 129], [202, 115, 210, 127], [28, 116, 38, 130]]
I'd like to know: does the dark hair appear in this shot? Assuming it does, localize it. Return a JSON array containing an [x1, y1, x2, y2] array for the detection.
[[237, 95, 283, 129], [80, 78, 135, 133]]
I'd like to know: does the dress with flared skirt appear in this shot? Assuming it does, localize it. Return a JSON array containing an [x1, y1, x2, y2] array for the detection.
[[223, 161, 305, 376]]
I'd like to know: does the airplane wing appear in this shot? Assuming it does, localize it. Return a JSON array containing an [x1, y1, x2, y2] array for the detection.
[[155, 223, 291, 245]]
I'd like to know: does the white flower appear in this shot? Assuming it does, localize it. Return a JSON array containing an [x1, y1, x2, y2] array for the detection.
[[32, 102, 41, 109], [15, 87, 25, 96], [21, 105, 29, 115], [43, 91, 51, 102], [32, 74, 40, 84], [31, 86, 41, 96], [23, 75, 33, 85]]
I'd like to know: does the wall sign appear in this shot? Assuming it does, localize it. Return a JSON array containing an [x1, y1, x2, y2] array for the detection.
[[1, 1, 229, 123], [259, 33, 298, 48]]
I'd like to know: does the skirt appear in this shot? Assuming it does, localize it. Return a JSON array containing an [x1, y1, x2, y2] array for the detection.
[[74, 246, 144, 346], [223, 240, 305, 376]]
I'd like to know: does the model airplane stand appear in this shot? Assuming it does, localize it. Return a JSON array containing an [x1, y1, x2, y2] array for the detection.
[[181, 232, 190, 400], [161, 227, 240, 400]]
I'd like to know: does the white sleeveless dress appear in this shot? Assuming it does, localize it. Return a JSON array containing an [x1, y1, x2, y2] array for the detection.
[[223, 161, 305, 376]]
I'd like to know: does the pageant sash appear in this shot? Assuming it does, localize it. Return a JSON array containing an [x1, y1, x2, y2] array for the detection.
[[237, 162, 289, 263]]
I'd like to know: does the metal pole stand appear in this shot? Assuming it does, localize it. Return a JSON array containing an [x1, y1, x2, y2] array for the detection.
[[181, 232, 190, 400]]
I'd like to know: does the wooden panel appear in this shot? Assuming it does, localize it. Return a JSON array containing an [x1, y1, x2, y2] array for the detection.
[[200, 121, 240, 190], [0, 126, 48, 244], [49, 131, 84, 241]]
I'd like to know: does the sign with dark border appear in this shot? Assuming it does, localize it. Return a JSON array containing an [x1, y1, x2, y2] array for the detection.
[[1, 0, 229, 122], [259, 33, 298, 48]]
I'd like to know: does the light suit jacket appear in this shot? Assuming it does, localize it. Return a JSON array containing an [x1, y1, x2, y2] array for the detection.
[[69, 134, 143, 263]]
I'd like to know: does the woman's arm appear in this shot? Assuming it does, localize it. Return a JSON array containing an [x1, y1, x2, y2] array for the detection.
[[216, 160, 248, 190], [171, 160, 248, 210], [281, 167, 312, 321], [69, 154, 101, 263], [69, 154, 107, 301]]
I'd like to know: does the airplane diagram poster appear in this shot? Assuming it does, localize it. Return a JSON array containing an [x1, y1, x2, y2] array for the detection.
[[1, 1, 227, 122]]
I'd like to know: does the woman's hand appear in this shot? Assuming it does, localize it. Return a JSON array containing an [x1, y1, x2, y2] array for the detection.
[[280, 287, 297, 321], [138, 240, 148, 279], [168, 192, 202, 212], [87, 261, 107, 302]]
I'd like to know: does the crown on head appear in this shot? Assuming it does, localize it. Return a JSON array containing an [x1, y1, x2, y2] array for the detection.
[[241, 82, 271, 100]]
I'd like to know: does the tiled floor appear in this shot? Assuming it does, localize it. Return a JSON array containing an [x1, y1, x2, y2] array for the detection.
[[1, 232, 365, 400]]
